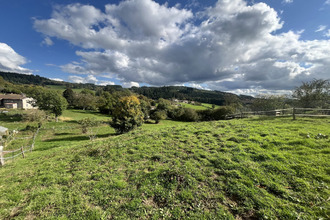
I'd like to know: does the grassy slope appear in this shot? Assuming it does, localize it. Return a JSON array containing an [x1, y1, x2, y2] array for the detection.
[[0, 114, 329, 219], [178, 103, 219, 110]]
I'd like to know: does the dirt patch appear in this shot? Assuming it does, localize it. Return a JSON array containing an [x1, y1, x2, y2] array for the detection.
[[58, 116, 73, 121]]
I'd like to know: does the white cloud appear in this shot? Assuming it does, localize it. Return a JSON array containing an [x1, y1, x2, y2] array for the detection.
[[0, 43, 32, 74], [68, 74, 116, 86], [34, 0, 330, 95], [41, 37, 54, 46], [282, 0, 293, 4], [316, 25, 327, 32], [122, 81, 140, 88], [326, 0, 330, 5], [98, 80, 115, 86], [68, 75, 98, 84], [324, 29, 330, 37], [50, 78, 63, 81]]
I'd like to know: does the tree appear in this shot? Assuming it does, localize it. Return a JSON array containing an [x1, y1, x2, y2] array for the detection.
[[97, 91, 116, 114], [78, 117, 100, 141], [224, 94, 243, 113], [293, 79, 330, 108], [138, 95, 152, 120], [34, 90, 68, 122], [110, 95, 144, 134], [74, 93, 97, 110], [63, 88, 75, 108], [151, 110, 167, 123], [157, 98, 172, 111], [251, 95, 288, 111]]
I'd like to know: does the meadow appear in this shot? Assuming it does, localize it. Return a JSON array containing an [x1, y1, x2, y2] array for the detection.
[[0, 110, 329, 219], [177, 102, 218, 110]]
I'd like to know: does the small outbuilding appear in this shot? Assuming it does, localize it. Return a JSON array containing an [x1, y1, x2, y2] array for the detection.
[[0, 126, 8, 138]]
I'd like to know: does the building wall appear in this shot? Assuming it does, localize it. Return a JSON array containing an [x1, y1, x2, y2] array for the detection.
[[4, 103, 17, 109], [1, 98, 36, 109], [22, 98, 36, 109], [3, 99, 23, 108]]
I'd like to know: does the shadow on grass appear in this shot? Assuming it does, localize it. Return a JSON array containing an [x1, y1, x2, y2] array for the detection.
[[43, 135, 90, 142], [34, 144, 63, 152], [96, 133, 117, 138], [61, 120, 80, 124], [43, 132, 117, 143], [0, 114, 22, 122], [54, 132, 76, 136], [68, 110, 111, 118]]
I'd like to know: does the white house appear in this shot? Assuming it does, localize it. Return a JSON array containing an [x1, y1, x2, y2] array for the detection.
[[0, 94, 36, 110]]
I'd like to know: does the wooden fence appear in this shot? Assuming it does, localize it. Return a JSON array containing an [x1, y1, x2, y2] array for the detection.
[[231, 108, 330, 119], [0, 128, 39, 166]]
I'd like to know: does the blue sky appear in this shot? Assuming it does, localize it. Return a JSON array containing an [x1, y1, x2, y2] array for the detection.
[[0, 0, 330, 95]]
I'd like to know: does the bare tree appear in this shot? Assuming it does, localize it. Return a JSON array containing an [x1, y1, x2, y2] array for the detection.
[[293, 79, 330, 108]]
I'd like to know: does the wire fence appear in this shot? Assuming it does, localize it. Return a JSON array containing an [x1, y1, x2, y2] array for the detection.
[[231, 108, 330, 119], [0, 128, 39, 166]]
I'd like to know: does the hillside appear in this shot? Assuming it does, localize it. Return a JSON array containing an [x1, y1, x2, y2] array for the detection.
[[0, 71, 253, 105], [0, 111, 329, 219], [131, 86, 254, 105], [0, 71, 63, 86]]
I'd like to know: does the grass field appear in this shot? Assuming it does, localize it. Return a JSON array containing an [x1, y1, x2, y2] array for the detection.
[[0, 110, 329, 219], [178, 102, 218, 110]]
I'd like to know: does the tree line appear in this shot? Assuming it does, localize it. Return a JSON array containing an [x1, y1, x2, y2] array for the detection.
[[0, 71, 253, 106], [1, 75, 329, 134]]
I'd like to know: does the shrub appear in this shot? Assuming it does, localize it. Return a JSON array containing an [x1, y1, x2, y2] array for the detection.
[[210, 106, 234, 120], [22, 109, 46, 122], [78, 118, 99, 134], [198, 106, 234, 121], [110, 96, 144, 134], [78, 117, 101, 141], [151, 110, 167, 124], [179, 108, 199, 122]]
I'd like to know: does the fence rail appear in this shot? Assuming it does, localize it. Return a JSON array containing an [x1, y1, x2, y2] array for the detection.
[[231, 108, 330, 119], [0, 128, 39, 166]]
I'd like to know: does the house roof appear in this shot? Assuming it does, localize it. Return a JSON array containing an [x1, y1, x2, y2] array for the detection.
[[0, 94, 26, 100]]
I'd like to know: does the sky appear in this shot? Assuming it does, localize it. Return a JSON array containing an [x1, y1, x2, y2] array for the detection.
[[0, 0, 330, 96]]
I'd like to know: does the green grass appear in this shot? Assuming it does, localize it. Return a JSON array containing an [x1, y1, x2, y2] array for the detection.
[[0, 113, 329, 219], [61, 109, 111, 121], [178, 102, 218, 110]]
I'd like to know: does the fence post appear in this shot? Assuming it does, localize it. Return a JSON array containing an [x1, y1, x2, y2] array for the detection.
[[293, 107, 296, 120], [21, 146, 25, 158], [31, 127, 39, 151], [0, 146, 4, 166]]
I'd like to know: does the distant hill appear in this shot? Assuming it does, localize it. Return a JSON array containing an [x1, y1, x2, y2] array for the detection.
[[0, 71, 100, 91], [0, 71, 63, 86], [0, 71, 253, 105], [130, 86, 253, 105]]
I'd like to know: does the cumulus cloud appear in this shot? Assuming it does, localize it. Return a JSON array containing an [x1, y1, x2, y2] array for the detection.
[[122, 81, 140, 88], [68, 74, 116, 86], [34, 0, 330, 95], [0, 43, 32, 74], [68, 75, 98, 84]]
